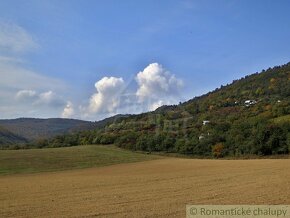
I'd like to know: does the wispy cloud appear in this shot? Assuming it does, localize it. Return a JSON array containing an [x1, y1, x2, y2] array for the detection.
[[0, 21, 69, 119], [0, 21, 38, 53], [0, 57, 65, 91]]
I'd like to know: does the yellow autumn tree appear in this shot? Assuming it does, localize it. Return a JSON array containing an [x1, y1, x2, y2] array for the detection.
[[212, 143, 224, 158]]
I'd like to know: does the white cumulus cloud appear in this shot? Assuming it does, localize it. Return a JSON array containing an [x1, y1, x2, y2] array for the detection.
[[136, 63, 183, 110], [81, 63, 185, 120], [149, 100, 165, 111], [16, 90, 65, 107], [88, 77, 125, 114], [61, 101, 74, 118], [36, 91, 65, 107], [15, 89, 37, 100]]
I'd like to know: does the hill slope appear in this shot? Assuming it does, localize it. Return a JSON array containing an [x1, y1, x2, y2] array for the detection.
[[54, 62, 289, 157], [0, 118, 97, 141], [0, 115, 130, 148], [0, 126, 27, 146]]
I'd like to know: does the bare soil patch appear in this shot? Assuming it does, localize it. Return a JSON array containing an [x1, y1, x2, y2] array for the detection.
[[1, 158, 290, 217]]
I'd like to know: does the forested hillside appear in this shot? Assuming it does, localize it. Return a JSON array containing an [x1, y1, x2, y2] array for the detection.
[[93, 63, 290, 157], [0, 116, 128, 148], [5, 63, 290, 156], [0, 118, 99, 145], [0, 126, 27, 146]]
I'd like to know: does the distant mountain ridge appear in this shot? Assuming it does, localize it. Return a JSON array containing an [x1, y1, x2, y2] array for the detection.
[[0, 115, 130, 147], [0, 126, 28, 145], [0, 118, 97, 142]]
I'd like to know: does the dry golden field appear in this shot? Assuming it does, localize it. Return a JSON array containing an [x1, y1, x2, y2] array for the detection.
[[1, 158, 290, 218]]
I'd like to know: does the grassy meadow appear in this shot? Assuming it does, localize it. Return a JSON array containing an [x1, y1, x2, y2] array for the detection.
[[0, 145, 160, 175]]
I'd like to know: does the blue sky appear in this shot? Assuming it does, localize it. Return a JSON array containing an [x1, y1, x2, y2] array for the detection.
[[0, 0, 290, 120]]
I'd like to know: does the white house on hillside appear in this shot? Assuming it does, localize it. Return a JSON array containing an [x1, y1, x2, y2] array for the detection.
[[203, 120, 210, 125], [244, 100, 257, 106]]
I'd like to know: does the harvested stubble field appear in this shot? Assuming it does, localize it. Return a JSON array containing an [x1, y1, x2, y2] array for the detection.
[[1, 154, 290, 218]]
